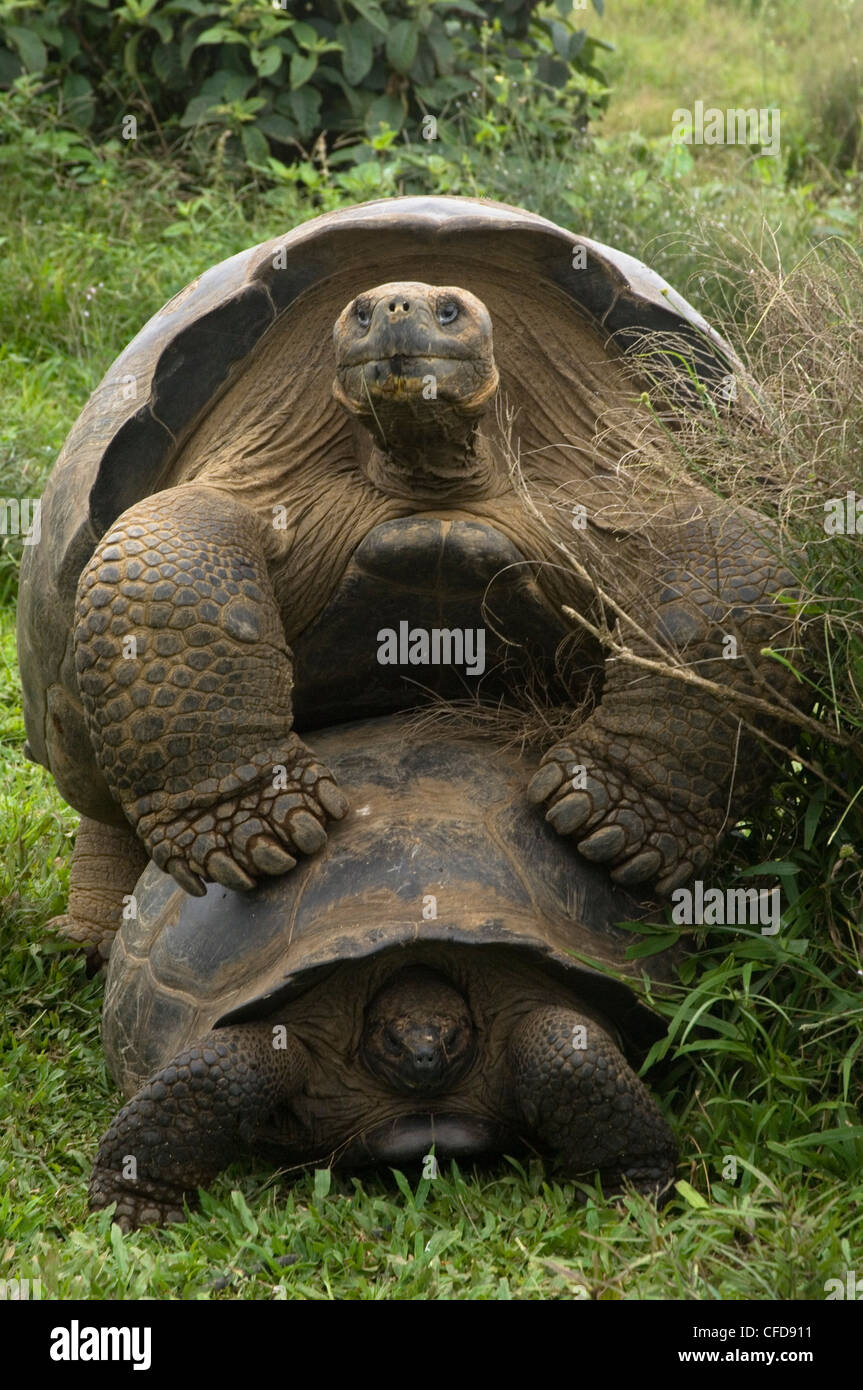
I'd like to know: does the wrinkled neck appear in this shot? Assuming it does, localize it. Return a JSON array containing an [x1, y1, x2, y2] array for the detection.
[[362, 420, 504, 503]]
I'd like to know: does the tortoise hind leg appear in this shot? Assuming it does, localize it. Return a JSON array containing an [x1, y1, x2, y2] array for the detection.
[[89, 1025, 308, 1229], [508, 1007, 676, 1196], [49, 816, 148, 972]]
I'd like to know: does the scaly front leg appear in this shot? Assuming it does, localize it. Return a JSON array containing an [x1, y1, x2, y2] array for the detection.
[[509, 1007, 676, 1195], [74, 485, 348, 896], [530, 510, 802, 893], [89, 1025, 308, 1229]]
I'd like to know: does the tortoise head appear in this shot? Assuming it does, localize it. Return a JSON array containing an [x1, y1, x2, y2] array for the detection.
[[332, 282, 500, 497], [361, 964, 477, 1096], [333, 282, 498, 420]]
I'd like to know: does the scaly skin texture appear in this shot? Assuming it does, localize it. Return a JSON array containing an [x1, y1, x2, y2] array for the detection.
[[48, 816, 148, 969], [509, 1007, 677, 1194], [526, 514, 801, 893], [89, 1026, 307, 1230], [74, 485, 348, 895], [89, 982, 675, 1228]]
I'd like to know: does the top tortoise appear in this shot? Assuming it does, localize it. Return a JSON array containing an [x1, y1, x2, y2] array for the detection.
[[18, 196, 802, 961]]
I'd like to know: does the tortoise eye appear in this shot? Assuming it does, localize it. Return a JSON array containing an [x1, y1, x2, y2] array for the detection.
[[437, 299, 459, 326], [355, 301, 371, 328]]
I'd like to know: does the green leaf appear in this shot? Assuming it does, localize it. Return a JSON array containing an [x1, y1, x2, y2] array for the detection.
[[425, 1228, 459, 1258], [149, 13, 173, 44], [386, 20, 418, 74], [313, 1168, 331, 1201], [230, 1188, 259, 1235], [737, 861, 800, 878], [291, 22, 318, 49], [289, 84, 320, 134], [194, 25, 246, 47], [179, 94, 220, 128], [804, 785, 827, 851], [436, 0, 486, 16], [625, 930, 679, 960], [569, 28, 588, 60], [6, 25, 47, 73], [337, 21, 373, 85], [152, 41, 185, 89], [290, 51, 317, 88], [256, 113, 299, 144], [549, 21, 571, 59], [675, 1180, 709, 1210], [252, 44, 283, 78], [391, 1167, 414, 1202], [366, 93, 405, 134], [0, 46, 22, 85], [349, 1, 389, 33], [241, 124, 270, 166], [426, 26, 454, 73], [62, 73, 95, 128], [109, 1221, 129, 1276], [218, 71, 256, 103], [123, 31, 145, 80]]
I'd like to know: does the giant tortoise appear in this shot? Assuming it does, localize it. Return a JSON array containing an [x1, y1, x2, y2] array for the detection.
[[17, 196, 803, 963], [92, 717, 678, 1229]]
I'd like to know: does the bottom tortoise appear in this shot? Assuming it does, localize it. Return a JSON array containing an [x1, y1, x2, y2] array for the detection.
[[93, 716, 678, 1228]]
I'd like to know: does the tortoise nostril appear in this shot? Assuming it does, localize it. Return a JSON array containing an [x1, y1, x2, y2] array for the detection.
[[412, 1038, 438, 1067], [388, 299, 410, 313]]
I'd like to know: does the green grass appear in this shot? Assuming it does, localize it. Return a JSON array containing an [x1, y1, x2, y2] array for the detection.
[[1, 0, 862, 1300], [599, 0, 863, 172]]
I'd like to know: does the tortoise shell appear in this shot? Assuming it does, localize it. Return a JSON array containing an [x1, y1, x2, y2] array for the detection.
[[104, 715, 677, 1097]]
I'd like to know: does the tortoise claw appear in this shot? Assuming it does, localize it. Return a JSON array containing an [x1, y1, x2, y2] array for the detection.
[[248, 841, 297, 875], [610, 849, 663, 886], [206, 852, 256, 892], [317, 780, 349, 819], [287, 811, 328, 855], [546, 792, 592, 835], [165, 858, 207, 897], [527, 762, 565, 804]]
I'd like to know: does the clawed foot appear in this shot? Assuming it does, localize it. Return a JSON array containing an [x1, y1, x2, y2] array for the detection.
[[89, 1168, 189, 1231], [527, 743, 717, 894], [136, 737, 349, 895], [592, 1160, 677, 1201], [47, 914, 113, 974]]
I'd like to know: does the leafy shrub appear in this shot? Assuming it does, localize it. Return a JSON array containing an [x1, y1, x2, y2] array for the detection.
[[0, 0, 610, 163]]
